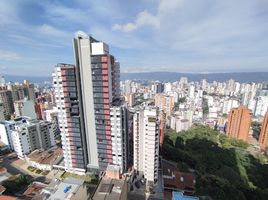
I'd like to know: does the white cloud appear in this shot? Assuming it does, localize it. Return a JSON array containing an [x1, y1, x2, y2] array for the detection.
[[112, 0, 184, 32], [112, 10, 159, 32], [0, 50, 21, 61], [0, 0, 268, 75]]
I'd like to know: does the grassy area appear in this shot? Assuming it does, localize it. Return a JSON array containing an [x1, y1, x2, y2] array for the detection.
[[35, 169, 42, 174], [27, 166, 51, 176], [162, 126, 268, 200], [60, 172, 98, 184], [27, 166, 36, 172], [41, 170, 50, 176]]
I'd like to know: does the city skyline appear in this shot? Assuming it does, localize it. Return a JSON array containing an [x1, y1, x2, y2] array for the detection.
[[1, 0, 268, 76]]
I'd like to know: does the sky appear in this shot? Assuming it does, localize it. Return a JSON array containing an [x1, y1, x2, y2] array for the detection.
[[0, 0, 268, 76]]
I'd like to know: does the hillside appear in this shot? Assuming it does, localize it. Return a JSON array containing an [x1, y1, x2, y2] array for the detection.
[[162, 126, 268, 200]]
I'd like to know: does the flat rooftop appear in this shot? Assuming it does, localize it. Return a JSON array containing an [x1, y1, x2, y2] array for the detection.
[[42, 177, 86, 200], [92, 176, 126, 200], [172, 192, 199, 200], [27, 148, 62, 165]]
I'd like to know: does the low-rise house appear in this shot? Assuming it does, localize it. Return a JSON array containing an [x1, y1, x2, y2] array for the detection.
[[18, 182, 48, 200], [0, 167, 11, 184], [40, 177, 89, 200], [25, 148, 62, 171], [162, 160, 196, 200]]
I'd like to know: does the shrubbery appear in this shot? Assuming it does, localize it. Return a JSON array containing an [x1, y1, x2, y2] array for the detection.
[[162, 126, 268, 200], [2, 175, 33, 195], [27, 166, 36, 172]]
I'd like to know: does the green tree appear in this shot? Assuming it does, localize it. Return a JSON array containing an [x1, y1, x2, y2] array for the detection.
[[162, 126, 268, 199]]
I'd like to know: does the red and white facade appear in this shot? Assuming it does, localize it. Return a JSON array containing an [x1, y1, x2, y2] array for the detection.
[[53, 32, 122, 173], [53, 64, 86, 174]]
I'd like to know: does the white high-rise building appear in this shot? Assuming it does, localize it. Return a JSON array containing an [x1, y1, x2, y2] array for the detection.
[[12, 129, 32, 159], [133, 106, 159, 184], [43, 107, 58, 122], [11, 117, 57, 159], [189, 84, 195, 99], [255, 96, 268, 117], [110, 105, 129, 172], [222, 99, 239, 114], [234, 82, 240, 94], [176, 119, 190, 132], [14, 99, 36, 119], [0, 121, 15, 150], [179, 77, 188, 85], [164, 83, 172, 93]]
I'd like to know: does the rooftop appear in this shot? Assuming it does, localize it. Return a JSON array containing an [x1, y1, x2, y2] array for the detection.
[[172, 192, 199, 200], [0, 167, 7, 175], [41, 177, 87, 200], [0, 196, 16, 200], [26, 148, 62, 165], [23, 182, 47, 198], [92, 164, 127, 200], [92, 176, 126, 200], [162, 160, 195, 194]]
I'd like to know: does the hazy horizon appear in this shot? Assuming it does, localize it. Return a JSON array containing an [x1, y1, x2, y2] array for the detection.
[[3, 71, 268, 78]]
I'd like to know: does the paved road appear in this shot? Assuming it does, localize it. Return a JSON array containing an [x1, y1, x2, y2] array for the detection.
[[0, 153, 33, 178]]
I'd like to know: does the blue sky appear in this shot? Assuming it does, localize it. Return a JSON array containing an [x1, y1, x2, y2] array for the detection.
[[0, 0, 268, 76]]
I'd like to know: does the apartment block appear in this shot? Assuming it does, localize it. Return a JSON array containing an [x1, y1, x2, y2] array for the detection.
[[259, 112, 268, 150], [11, 117, 56, 159], [0, 121, 15, 150], [154, 94, 174, 117], [53, 32, 123, 173], [110, 104, 129, 172], [0, 90, 14, 119], [0, 103, 4, 121], [7, 80, 35, 102], [226, 105, 252, 142], [133, 106, 159, 184], [14, 99, 36, 119]]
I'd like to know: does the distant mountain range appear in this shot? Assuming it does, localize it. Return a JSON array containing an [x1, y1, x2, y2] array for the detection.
[[4, 72, 268, 84], [121, 72, 268, 83]]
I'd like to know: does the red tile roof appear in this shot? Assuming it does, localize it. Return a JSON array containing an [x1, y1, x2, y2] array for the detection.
[[0, 196, 16, 200], [162, 160, 195, 193]]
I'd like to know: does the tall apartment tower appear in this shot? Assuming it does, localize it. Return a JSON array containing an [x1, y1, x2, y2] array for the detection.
[[53, 32, 122, 173], [133, 106, 159, 184], [110, 104, 129, 172], [259, 112, 268, 150], [226, 105, 252, 142], [0, 103, 4, 121], [154, 94, 174, 117], [53, 63, 86, 173], [0, 90, 14, 119]]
